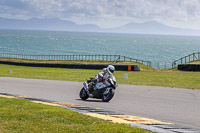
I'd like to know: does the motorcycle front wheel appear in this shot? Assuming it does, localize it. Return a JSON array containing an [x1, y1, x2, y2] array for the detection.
[[79, 87, 89, 100], [102, 89, 115, 102]]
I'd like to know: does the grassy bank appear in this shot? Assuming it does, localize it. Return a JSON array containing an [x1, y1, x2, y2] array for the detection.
[[0, 97, 151, 133], [187, 60, 200, 64], [0, 63, 200, 89], [0, 58, 154, 71]]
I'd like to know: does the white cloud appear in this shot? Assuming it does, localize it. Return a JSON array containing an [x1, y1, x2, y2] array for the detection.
[[1, 0, 200, 29], [20, 0, 65, 17]]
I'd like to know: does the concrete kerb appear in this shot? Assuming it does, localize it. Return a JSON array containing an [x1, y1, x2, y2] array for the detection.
[[1, 92, 199, 133]]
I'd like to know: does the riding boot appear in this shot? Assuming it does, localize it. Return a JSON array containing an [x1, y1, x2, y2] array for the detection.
[[91, 78, 97, 83]]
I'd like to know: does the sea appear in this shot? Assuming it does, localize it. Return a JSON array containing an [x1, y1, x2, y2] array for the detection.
[[0, 29, 200, 68]]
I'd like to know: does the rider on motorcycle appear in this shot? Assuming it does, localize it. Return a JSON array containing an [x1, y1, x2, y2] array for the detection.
[[88, 65, 115, 92]]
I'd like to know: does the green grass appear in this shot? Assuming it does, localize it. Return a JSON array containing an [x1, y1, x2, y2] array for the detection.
[[0, 97, 152, 133], [0, 63, 200, 89], [187, 60, 200, 64]]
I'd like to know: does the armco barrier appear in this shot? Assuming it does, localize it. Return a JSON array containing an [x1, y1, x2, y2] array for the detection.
[[0, 61, 140, 71], [178, 64, 200, 71]]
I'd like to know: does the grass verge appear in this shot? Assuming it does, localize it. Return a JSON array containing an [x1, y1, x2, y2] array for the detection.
[[0, 97, 151, 133], [0, 63, 200, 89]]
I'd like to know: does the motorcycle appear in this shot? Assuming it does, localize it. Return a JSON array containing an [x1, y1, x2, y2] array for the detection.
[[79, 76, 118, 102]]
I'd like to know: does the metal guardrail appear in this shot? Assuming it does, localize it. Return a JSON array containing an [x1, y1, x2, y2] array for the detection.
[[0, 53, 151, 67], [172, 52, 200, 68]]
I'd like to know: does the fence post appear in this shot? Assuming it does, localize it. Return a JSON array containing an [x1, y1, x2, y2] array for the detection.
[[189, 55, 191, 62], [185, 56, 186, 63], [157, 62, 159, 69], [193, 53, 195, 61]]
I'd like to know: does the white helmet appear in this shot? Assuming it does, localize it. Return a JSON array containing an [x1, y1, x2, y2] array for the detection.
[[107, 65, 115, 74]]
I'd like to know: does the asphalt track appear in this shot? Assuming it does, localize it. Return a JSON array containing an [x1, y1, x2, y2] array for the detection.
[[0, 77, 200, 130]]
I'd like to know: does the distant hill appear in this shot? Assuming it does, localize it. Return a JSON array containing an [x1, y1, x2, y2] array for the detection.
[[0, 17, 102, 32], [106, 21, 200, 35], [0, 17, 200, 35]]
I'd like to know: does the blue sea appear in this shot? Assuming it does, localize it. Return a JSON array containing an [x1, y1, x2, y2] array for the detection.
[[0, 29, 200, 68]]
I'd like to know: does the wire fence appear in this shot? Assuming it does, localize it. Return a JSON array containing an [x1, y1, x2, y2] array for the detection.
[[151, 62, 172, 69], [172, 52, 200, 68], [0, 53, 152, 67], [4, 52, 199, 69]]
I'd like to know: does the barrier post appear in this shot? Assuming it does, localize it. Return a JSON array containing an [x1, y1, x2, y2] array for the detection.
[[128, 65, 132, 71]]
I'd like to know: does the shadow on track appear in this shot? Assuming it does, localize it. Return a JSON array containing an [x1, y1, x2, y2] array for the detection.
[[76, 99, 109, 103]]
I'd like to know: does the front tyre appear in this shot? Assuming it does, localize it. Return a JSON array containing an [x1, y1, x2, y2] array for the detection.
[[102, 89, 115, 102], [79, 87, 89, 100]]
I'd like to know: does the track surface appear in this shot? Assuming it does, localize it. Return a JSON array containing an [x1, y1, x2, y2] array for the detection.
[[0, 77, 200, 129]]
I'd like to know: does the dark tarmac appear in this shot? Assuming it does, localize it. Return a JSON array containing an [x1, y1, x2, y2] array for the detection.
[[0, 77, 200, 129]]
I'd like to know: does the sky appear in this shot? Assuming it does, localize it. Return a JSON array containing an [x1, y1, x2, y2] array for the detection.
[[1, 0, 200, 29]]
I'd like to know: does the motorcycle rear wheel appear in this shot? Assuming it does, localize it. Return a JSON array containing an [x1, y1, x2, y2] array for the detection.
[[79, 87, 89, 100], [102, 89, 115, 102]]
